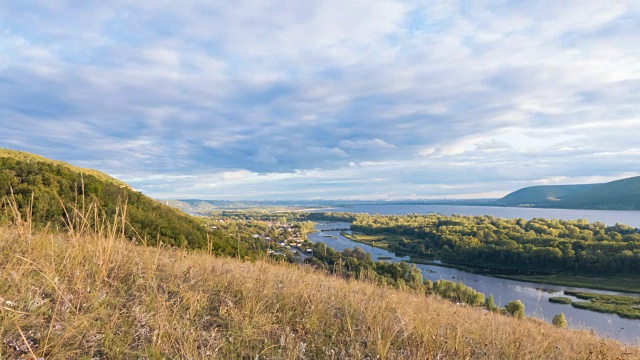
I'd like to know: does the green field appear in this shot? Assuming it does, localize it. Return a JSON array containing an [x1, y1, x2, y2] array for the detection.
[[341, 231, 394, 248], [493, 274, 640, 294], [549, 297, 572, 304], [561, 291, 640, 319]]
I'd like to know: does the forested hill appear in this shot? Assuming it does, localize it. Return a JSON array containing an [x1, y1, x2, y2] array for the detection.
[[0, 149, 128, 187], [560, 176, 640, 210], [0, 149, 242, 255], [497, 184, 595, 207], [497, 176, 640, 210]]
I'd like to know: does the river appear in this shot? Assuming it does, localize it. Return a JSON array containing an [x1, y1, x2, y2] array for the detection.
[[306, 204, 640, 344], [312, 204, 640, 228]]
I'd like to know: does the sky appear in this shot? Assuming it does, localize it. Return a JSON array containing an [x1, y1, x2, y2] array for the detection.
[[1, 1, 639, 200]]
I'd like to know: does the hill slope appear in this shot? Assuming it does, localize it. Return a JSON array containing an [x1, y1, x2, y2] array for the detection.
[[0, 225, 635, 359], [498, 176, 640, 210], [561, 176, 640, 210], [497, 184, 595, 207], [0, 148, 243, 255], [0, 148, 128, 187]]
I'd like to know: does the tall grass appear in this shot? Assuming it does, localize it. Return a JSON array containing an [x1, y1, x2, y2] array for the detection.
[[0, 199, 637, 359]]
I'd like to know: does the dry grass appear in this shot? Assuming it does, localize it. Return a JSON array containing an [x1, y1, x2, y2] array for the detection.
[[0, 225, 638, 359]]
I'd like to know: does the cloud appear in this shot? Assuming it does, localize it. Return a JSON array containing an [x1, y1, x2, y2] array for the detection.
[[339, 138, 396, 150], [0, 1, 638, 199], [475, 140, 512, 152], [307, 146, 348, 158]]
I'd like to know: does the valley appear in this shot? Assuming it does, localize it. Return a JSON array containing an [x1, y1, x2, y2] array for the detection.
[[2, 149, 640, 357]]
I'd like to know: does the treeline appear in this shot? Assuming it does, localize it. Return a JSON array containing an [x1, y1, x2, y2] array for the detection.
[[344, 213, 640, 275], [0, 156, 242, 256], [214, 210, 311, 222], [306, 243, 424, 289], [306, 243, 531, 319], [305, 212, 358, 222]]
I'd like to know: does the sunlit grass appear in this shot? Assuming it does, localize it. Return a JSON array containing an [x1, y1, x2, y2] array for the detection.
[[0, 200, 637, 358]]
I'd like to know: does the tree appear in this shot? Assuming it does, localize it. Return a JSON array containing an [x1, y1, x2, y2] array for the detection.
[[485, 294, 498, 311], [552, 313, 567, 328], [504, 300, 525, 319]]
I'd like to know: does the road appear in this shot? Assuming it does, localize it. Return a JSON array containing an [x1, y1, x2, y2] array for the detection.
[[292, 246, 313, 261]]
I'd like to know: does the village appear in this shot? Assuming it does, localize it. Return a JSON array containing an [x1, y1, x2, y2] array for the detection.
[[209, 215, 315, 260]]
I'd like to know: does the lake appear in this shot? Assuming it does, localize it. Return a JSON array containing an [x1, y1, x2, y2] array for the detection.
[[307, 204, 640, 344]]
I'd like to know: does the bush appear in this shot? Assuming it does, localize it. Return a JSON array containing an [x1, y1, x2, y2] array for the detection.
[[485, 294, 499, 311], [433, 280, 485, 306], [504, 300, 525, 319], [552, 313, 568, 328]]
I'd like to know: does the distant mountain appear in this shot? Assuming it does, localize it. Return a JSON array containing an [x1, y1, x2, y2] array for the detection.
[[498, 176, 640, 210], [0, 148, 241, 254], [162, 198, 501, 215], [160, 199, 342, 215], [497, 184, 596, 207], [162, 199, 219, 215], [560, 176, 640, 210]]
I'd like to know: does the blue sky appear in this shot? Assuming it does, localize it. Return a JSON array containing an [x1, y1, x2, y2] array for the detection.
[[1, 1, 639, 200]]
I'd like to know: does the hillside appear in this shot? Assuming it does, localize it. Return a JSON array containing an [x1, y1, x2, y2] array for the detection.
[[163, 199, 219, 215], [497, 184, 595, 207], [498, 176, 640, 210], [0, 149, 128, 187], [1, 225, 636, 359], [561, 176, 640, 210], [0, 148, 245, 256]]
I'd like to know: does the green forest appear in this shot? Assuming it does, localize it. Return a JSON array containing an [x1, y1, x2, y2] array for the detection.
[[0, 154, 244, 256], [312, 212, 640, 275]]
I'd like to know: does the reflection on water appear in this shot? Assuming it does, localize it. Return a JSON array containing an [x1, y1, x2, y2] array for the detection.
[[309, 221, 640, 344]]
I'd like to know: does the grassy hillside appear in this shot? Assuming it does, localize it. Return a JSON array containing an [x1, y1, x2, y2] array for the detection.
[[0, 225, 636, 359], [497, 184, 594, 207], [498, 176, 640, 210], [0, 148, 246, 256]]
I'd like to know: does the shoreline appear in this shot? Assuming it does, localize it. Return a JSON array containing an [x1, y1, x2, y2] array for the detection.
[[338, 230, 640, 294]]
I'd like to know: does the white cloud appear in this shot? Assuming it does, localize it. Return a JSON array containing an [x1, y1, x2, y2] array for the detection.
[[339, 138, 395, 150], [307, 146, 348, 158], [0, 1, 638, 199]]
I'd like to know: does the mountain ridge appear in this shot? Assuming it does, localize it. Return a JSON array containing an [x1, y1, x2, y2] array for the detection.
[[498, 176, 640, 210]]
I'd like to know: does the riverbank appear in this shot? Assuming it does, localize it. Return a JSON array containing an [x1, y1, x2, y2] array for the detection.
[[342, 231, 640, 294], [556, 291, 640, 319], [493, 274, 640, 294]]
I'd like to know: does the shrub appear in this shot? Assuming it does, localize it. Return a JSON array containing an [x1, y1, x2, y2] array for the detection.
[[505, 300, 525, 319], [553, 313, 568, 328]]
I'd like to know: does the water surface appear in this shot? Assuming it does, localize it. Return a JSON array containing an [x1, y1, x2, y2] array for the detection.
[[313, 204, 640, 227]]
